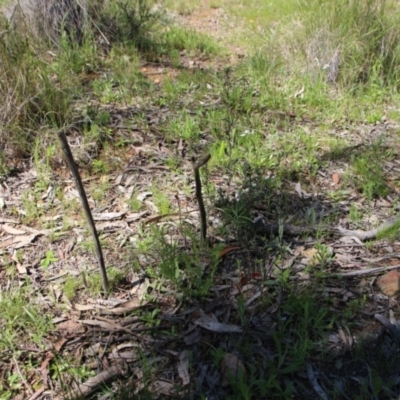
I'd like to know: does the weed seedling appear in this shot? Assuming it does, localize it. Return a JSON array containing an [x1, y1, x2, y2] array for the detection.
[[139, 308, 161, 327], [40, 250, 58, 269], [349, 204, 362, 223], [92, 159, 109, 175], [314, 243, 335, 269], [63, 276, 81, 300], [152, 186, 171, 215]]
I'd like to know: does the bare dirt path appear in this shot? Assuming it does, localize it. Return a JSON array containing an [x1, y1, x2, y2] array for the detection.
[[171, 0, 247, 60]]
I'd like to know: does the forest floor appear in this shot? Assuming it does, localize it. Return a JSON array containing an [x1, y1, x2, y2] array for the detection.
[[2, 1, 400, 399]]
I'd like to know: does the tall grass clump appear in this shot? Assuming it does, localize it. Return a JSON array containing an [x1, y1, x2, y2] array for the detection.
[[0, 0, 165, 165], [87, 0, 164, 52], [304, 0, 400, 87], [293, 0, 400, 89], [260, 0, 400, 90], [0, 17, 74, 158]]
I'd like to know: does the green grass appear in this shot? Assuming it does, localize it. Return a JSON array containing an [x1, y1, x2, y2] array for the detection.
[[160, 26, 221, 55], [0, 285, 53, 352], [0, 285, 54, 399], [225, 0, 400, 82], [2, 0, 400, 398]]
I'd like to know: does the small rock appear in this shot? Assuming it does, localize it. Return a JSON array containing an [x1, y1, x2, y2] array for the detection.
[[359, 278, 369, 288], [220, 353, 246, 387], [383, 246, 393, 253], [376, 270, 400, 296], [57, 320, 85, 336]]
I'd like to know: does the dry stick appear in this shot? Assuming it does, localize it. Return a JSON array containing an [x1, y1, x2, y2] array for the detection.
[[329, 264, 400, 278], [67, 363, 127, 400], [193, 153, 211, 242], [57, 130, 109, 294], [175, 194, 187, 248], [374, 314, 400, 344], [334, 218, 399, 241], [257, 217, 400, 242], [13, 355, 33, 395]]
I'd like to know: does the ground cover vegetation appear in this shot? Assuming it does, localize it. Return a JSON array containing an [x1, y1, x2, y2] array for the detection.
[[1, 0, 400, 398]]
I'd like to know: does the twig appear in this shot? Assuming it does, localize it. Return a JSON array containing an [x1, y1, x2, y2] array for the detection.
[[66, 363, 127, 399], [255, 217, 400, 242], [175, 194, 187, 248], [13, 355, 33, 395], [57, 129, 109, 294], [193, 154, 211, 242], [27, 387, 45, 400], [97, 333, 112, 370], [330, 264, 400, 278], [306, 363, 329, 400], [334, 218, 400, 241]]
